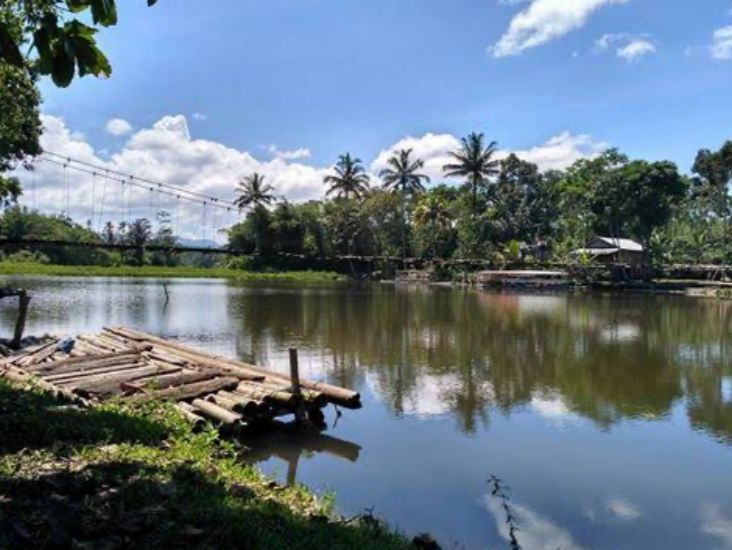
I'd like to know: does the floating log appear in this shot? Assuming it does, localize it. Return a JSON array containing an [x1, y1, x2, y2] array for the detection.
[[191, 398, 243, 425], [129, 376, 239, 403], [235, 381, 297, 408]]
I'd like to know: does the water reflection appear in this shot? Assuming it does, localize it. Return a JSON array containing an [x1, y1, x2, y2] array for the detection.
[[3, 277, 732, 548], [227, 286, 732, 441]]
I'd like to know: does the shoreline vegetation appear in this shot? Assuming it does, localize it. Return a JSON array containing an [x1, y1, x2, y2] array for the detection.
[[0, 262, 346, 283], [0, 378, 416, 549]]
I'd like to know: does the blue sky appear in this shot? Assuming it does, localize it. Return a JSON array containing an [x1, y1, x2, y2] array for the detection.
[[21, 0, 732, 237], [39, 0, 732, 169]]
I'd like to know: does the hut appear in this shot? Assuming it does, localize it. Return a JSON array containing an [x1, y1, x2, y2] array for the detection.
[[574, 236, 648, 279]]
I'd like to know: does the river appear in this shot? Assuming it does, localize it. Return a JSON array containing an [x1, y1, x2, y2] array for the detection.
[[1, 276, 731, 549]]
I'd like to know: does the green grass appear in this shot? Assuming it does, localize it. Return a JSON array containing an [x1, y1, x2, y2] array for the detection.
[[0, 262, 346, 283], [0, 379, 413, 549]]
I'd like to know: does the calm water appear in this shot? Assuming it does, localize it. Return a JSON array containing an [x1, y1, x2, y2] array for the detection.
[[2, 277, 732, 549]]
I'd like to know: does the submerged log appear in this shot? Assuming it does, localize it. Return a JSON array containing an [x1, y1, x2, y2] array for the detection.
[[129, 376, 239, 403]]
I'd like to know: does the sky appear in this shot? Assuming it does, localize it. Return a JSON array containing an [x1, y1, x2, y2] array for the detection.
[[16, 0, 732, 240]]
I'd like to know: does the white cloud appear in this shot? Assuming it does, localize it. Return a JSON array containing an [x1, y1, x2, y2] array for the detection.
[[595, 33, 656, 63], [15, 114, 330, 242], [711, 25, 732, 60], [485, 495, 585, 550], [606, 498, 641, 521], [490, 0, 629, 58], [617, 39, 656, 62], [371, 131, 606, 181], [509, 132, 607, 171], [371, 133, 461, 182], [105, 118, 133, 136], [192, 112, 208, 121], [266, 145, 312, 161], [700, 503, 732, 547]]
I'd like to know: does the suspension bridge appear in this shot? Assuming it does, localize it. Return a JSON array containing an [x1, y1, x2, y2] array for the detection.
[[7, 150, 244, 255]]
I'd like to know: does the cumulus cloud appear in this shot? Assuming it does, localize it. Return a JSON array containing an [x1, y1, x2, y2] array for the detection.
[[15, 114, 330, 242], [485, 495, 585, 550], [371, 131, 606, 181], [596, 34, 656, 62], [490, 0, 629, 58], [711, 25, 732, 60], [105, 118, 133, 136]]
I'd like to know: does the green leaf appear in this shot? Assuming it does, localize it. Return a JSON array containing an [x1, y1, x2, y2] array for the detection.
[[51, 48, 75, 87], [0, 22, 24, 67], [90, 0, 118, 27]]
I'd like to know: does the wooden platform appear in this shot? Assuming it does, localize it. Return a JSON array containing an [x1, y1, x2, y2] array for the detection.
[[0, 326, 361, 432]]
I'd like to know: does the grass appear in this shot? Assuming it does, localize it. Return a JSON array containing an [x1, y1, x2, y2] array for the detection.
[[0, 379, 413, 549], [0, 262, 346, 283]]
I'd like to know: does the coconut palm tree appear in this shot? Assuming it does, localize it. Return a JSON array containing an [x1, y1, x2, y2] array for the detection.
[[235, 173, 276, 211], [324, 153, 370, 200], [443, 132, 499, 215], [379, 149, 430, 195], [414, 194, 453, 257]]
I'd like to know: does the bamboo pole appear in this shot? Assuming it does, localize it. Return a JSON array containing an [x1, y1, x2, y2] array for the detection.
[[29, 353, 141, 375], [42, 360, 153, 382], [0, 366, 88, 405], [176, 401, 206, 430], [191, 398, 243, 425], [129, 376, 239, 403]]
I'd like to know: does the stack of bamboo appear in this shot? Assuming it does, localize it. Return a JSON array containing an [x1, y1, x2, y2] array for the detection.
[[0, 326, 361, 433]]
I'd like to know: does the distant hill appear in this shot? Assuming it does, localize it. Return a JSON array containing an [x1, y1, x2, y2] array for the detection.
[[176, 238, 223, 249]]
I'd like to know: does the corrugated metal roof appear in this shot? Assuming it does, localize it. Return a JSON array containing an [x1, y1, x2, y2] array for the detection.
[[589, 236, 644, 252]]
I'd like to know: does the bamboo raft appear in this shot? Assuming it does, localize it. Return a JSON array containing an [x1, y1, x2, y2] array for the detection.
[[0, 326, 361, 432]]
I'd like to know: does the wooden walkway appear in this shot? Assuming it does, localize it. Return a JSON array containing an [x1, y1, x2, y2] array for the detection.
[[0, 327, 361, 432]]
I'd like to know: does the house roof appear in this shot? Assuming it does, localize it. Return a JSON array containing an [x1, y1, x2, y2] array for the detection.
[[588, 236, 644, 252]]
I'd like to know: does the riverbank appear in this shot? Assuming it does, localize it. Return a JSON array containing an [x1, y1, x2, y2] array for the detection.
[[0, 378, 414, 549], [0, 262, 346, 283]]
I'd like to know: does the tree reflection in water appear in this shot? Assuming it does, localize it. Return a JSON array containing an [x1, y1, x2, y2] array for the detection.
[[228, 286, 732, 442]]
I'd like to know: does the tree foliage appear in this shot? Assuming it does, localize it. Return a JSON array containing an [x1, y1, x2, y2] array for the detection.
[[1, 0, 158, 87]]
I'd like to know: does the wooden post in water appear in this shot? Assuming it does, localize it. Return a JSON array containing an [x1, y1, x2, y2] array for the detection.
[[289, 347, 306, 424], [12, 290, 30, 350]]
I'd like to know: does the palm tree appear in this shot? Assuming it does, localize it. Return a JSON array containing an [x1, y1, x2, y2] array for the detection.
[[379, 149, 430, 195], [235, 173, 276, 211], [379, 149, 430, 259], [443, 132, 499, 215], [324, 153, 370, 201], [414, 194, 453, 257]]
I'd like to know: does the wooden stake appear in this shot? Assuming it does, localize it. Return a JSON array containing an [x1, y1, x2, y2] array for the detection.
[[289, 348, 301, 398], [12, 290, 30, 350]]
